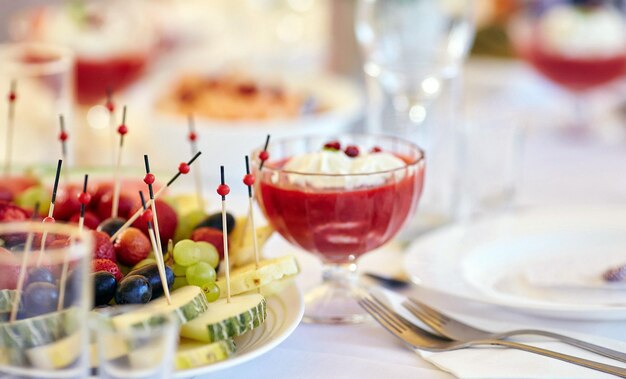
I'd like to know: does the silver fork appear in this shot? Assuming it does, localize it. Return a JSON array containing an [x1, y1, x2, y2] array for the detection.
[[403, 298, 626, 363], [359, 295, 626, 378]]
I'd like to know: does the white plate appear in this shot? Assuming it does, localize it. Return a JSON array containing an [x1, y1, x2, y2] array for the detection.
[[404, 206, 626, 320], [174, 282, 304, 378]]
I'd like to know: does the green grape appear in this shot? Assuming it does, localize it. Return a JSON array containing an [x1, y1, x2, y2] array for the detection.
[[173, 240, 202, 266], [173, 263, 188, 277], [172, 276, 188, 291], [174, 210, 207, 242], [195, 242, 219, 269], [15, 186, 50, 215], [186, 262, 216, 287], [203, 283, 220, 302]]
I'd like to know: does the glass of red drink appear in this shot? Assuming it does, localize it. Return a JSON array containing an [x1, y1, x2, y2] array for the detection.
[[254, 134, 425, 323], [509, 0, 626, 136]]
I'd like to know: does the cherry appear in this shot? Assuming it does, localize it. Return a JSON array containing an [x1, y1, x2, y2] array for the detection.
[[178, 162, 190, 174], [217, 184, 230, 197], [143, 173, 155, 185], [324, 141, 341, 151], [344, 145, 360, 158], [243, 174, 255, 186]]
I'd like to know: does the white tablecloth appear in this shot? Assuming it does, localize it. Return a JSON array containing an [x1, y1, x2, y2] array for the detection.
[[198, 59, 626, 378]]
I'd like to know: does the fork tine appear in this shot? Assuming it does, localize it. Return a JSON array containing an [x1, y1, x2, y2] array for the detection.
[[408, 297, 452, 322], [361, 296, 407, 332], [358, 298, 404, 334], [403, 300, 445, 329]]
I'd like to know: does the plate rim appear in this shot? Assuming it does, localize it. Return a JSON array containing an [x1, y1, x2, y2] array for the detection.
[[403, 206, 626, 319], [172, 282, 304, 378]]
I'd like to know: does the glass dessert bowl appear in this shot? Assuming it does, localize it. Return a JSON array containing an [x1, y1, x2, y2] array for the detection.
[[254, 134, 425, 324]]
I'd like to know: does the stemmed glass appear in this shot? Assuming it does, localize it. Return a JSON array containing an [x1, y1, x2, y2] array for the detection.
[[254, 134, 425, 324], [509, 0, 626, 137], [355, 0, 474, 231]]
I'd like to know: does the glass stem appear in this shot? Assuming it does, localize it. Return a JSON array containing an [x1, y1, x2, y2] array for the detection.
[[321, 262, 359, 288]]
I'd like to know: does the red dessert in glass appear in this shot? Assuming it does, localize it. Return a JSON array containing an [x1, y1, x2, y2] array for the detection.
[[255, 134, 425, 323]]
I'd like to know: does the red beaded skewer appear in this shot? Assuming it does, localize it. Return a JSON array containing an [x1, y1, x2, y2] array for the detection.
[[243, 156, 261, 269], [36, 159, 62, 266], [3, 80, 17, 176], [143, 155, 172, 305], [57, 174, 90, 311], [111, 106, 128, 219], [187, 115, 204, 209], [58, 115, 69, 183], [10, 202, 40, 323], [258, 134, 271, 170], [217, 166, 232, 303], [109, 151, 202, 242], [139, 190, 170, 298], [105, 88, 116, 167]]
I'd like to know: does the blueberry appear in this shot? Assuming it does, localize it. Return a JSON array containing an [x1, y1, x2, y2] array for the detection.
[[26, 268, 55, 286], [97, 217, 126, 237], [115, 275, 152, 305], [127, 264, 173, 299], [195, 213, 235, 234], [94, 271, 117, 306], [23, 282, 59, 317]]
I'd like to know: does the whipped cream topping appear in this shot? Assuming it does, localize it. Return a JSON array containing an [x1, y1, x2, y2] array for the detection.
[[539, 5, 626, 57], [281, 150, 407, 188]]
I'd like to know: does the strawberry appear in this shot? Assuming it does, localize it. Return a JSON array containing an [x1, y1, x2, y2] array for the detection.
[[191, 227, 224, 260], [0, 201, 29, 222], [114, 227, 151, 266], [132, 200, 177, 247], [93, 259, 122, 282], [91, 231, 116, 261]]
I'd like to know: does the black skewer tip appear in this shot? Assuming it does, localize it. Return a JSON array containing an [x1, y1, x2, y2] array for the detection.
[[51, 160, 63, 204]]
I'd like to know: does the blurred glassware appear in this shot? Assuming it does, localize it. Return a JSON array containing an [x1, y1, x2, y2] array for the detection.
[[93, 306, 178, 379], [0, 221, 92, 378], [10, 0, 159, 105], [509, 0, 626, 137], [355, 0, 475, 233], [0, 42, 74, 170], [458, 111, 525, 219]]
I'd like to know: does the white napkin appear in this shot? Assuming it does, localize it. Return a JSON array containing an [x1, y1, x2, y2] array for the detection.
[[375, 288, 626, 379]]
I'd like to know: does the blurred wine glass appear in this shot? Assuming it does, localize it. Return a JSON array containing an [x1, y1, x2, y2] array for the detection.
[[509, 0, 626, 137]]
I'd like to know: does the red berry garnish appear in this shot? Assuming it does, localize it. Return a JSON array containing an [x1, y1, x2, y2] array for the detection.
[[77, 192, 92, 205], [117, 124, 128, 135], [43, 216, 55, 223], [188, 132, 197, 142], [243, 174, 255, 186], [178, 162, 190, 174], [105, 101, 114, 113], [371, 146, 382, 153], [217, 184, 230, 197], [143, 173, 155, 185], [345, 145, 360, 158], [323, 140, 341, 151], [259, 150, 269, 162], [58, 131, 69, 141], [141, 209, 153, 224], [8, 93, 16, 102]]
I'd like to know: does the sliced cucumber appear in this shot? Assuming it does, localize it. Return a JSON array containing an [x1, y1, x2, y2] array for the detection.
[[175, 338, 236, 370], [216, 255, 299, 297], [0, 290, 16, 312], [180, 293, 266, 343], [0, 307, 79, 349], [112, 286, 208, 329], [25, 332, 81, 370]]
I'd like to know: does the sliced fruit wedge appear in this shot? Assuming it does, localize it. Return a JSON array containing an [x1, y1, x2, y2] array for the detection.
[[180, 293, 266, 343], [0, 307, 79, 349], [216, 255, 299, 297], [229, 219, 274, 268], [175, 338, 236, 370], [112, 285, 208, 329], [26, 332, 81, 370]]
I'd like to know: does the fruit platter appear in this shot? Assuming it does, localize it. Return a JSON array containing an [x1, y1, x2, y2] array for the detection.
[[0, 90, 302, 376]]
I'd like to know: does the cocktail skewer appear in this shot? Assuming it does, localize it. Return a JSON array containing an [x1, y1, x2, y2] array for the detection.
[[240, 135, 271, 247], [109, 151, 202, 242], [139, 190, 170, 299], [111, 106, 128, 219], [242, 156, 260, 269], [187, 115, 204, 209], [57, 115, 69, 183], [10, 202, 40, 322], [143, 155, 171, 305], [105, 88, 116, 167], [36, 159, 62, 266], [57, 174, 90, 311], [217, 166, 232, 303], [3, 80, 17, 176]]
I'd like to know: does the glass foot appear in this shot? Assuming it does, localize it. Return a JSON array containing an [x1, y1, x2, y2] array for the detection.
[[302, 264, 369, 324]]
